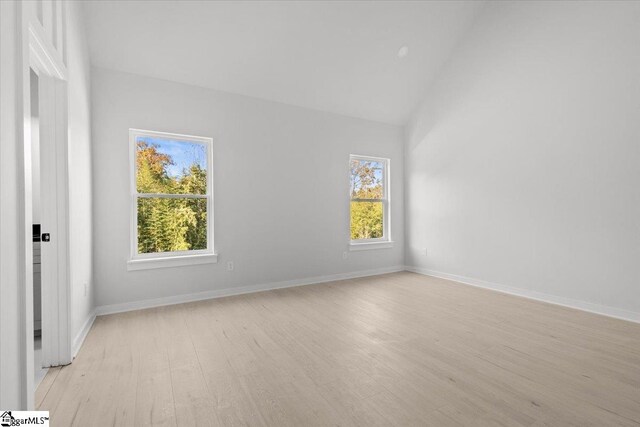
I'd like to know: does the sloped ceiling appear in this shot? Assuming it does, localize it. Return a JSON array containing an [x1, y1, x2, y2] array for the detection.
[[84, 1, 484, 125]]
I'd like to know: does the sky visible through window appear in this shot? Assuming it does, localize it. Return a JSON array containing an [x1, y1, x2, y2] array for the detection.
[[136, 136, 207, 179], [350, 160, 383, 197], [350, 158, 385, 240], [135, 134, 209, 254]]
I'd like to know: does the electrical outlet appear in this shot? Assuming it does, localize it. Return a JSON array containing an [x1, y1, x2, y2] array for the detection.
[[227, 261, 234, 271], [424, 248, 428, 256], [342, 251, 349, 260]]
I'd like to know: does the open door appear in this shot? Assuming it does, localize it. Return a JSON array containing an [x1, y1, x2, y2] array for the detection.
[[37, 73, 71, 368]]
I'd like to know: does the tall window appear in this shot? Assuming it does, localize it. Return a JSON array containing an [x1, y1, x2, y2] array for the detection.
[[349, 155, 390, 244], [129, 129, 215, 270]]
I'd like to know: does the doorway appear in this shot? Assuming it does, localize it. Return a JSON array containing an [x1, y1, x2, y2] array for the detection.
[[30, 68, 48, 388], [1, 0, 73, 410], [27, 44, 72, 405]]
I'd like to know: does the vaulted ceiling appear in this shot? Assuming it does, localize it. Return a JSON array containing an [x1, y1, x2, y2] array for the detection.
[[84, 1, 484, 125]]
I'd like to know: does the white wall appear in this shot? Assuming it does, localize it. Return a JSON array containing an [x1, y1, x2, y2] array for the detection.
[[0, 0, 91, 410], [0, 0, 24, 409], [405, 1, 640, 318], [66, 1, 94, 346], [92, 68, 404, 309]]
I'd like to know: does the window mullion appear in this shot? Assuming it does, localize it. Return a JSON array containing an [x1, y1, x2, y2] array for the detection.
[[131, 129, 214, 264], [136, 193, 208, 199], [349, 155, 389, 243]]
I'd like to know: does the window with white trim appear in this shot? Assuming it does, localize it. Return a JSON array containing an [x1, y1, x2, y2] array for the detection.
[[129, 129, 215, 270], [349, 155, 390, 244]]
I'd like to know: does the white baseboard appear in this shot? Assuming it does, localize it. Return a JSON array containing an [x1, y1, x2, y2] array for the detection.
[[95, 265, 405, 316], [72, 310, 96, 358], [406, 266, 640, 324]]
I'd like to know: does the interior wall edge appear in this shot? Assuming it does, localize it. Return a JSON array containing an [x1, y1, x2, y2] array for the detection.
[[406, 266, 640, 324], [95, 265, 405, 316], [71, 309, 96, 359], [403, 0, 640, 322]]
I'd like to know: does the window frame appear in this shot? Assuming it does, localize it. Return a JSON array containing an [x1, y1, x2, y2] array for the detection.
[[349, 154, 392, 249], [128, 129, 217, 270]]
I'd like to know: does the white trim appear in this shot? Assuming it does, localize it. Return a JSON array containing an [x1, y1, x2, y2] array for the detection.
[[129, 128, 213, 143], [71, 310, 95, 358], [350, 154, 390, 163], [349, 154, 391, 243], [349, 241, 394, 251], [127, 252, 218, 271], [406, 266, 640, 324], [2, 0, 70, 410], [96, 265, 405, 316], [137, 193, 207, 199], [129, 128, 215, 265], [132, 248, 212, 261], [28, 23, 66, 80]]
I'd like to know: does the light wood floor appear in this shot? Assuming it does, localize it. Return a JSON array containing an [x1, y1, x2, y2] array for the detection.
[[36, 272, 640, 426]]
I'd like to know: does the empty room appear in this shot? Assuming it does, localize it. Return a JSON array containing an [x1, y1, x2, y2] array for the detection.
[[1, 0, 639, 425]]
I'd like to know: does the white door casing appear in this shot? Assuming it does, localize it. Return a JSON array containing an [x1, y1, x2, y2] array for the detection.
[[0, 0, 70, 410]]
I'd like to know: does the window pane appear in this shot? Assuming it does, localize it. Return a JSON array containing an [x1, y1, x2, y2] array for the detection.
[[137, 198, 207, 254], [136, 136, 207, 195], [350, 159, 384, 199], [350, 201, 383, 240]]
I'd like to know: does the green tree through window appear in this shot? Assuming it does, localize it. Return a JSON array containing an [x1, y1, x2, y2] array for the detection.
[[350, 157, 388, 240], [135, 135, 209, 254]]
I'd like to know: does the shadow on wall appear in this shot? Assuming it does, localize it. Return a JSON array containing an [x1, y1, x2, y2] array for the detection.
[[404, 0, 640, 317]]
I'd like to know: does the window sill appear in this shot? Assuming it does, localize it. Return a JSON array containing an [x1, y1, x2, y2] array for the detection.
[[127, 253, 218, 271], [349, 241, 394, 251]]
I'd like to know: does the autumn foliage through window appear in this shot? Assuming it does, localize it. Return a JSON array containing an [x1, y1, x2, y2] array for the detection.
[[134, 133, 210, 255], [350, 156, 388, 241]]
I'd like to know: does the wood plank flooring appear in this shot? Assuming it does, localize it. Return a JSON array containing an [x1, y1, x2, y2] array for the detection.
[[36, 272, 640, 426]]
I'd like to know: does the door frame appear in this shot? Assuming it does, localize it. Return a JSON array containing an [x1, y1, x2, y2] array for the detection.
[[36, 70, 71, 369], [18, 1, 71, 409]]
